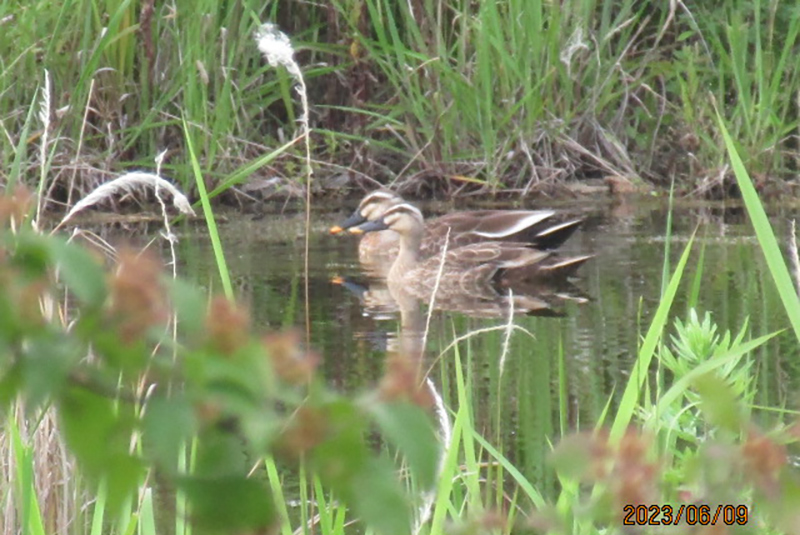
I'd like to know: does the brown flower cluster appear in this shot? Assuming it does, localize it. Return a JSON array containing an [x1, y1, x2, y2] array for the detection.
[[0, 187, 46, 326], [378, 353, 433, 408], [205, 296, 250, 355], [609, 430, 661, 508], [741, 430, 786, 498], [107, 248, 168, 343], [551, 429, 661, 518], [275, 405, 326, 459], [0, 264, 47, 327], [0, 186, 33, 230], [262, 330, 319, 385]]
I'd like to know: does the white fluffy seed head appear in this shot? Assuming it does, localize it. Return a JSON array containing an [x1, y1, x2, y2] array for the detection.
[[255, 23, 295, 70]]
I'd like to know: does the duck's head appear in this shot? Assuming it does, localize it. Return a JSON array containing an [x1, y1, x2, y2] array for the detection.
[[329, 190, 402, 234], [348, 202, 424, 238]]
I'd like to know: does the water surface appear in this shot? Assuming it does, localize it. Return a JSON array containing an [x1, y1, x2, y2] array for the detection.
[[171, 197, 800, 501]]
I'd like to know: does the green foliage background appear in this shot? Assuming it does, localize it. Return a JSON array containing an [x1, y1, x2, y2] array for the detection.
[[2, 0, 800, 196]]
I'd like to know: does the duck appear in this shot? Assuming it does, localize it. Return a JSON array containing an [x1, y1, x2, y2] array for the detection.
[[347, 202, 592, 300], [329, 190, 583, 261]]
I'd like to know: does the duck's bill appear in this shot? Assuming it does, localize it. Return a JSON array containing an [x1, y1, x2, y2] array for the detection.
[[349, 219, 389, 235], [334, 210, 367, 230], [330, 209, 369, 234]]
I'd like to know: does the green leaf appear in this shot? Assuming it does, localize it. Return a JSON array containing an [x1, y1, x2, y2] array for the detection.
[[9, 414, 46, 535], [610, 231, 696, 441], [351, 456, 411, 535], [368, 400, 439, 489], [88, 326, 149, 373], [10, 233, 51, 279], [59, 388, 122, 472], [179, 476, 275, 530], [7, 87, 38, 191], [550, 432, 595, 480], [143, 396, 196, 473], [48, 238, 107, 308], [312, 400, 412, 535], [183, 115, 233, 299], [718, 111, 800, 341], [21, 334, 77, 407], [58, 387, 142, 514], [655, 331, 777, 413], [0, 292, 20, 343], [0, 361, 22, 408], [694, 374, 744, 434], [168, 278, 207, 338], [312, 400, 369, 481], [194, 429, 250, 478], [104, 454, 145, 516]]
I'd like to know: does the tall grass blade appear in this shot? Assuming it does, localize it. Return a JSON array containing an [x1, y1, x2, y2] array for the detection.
[[660, 180, 675, 297], [10, 414, 46, 535], [264, 456, 292, 535], [8, 88, 39, 193], [90, 480, 107, 535], [183, 116, 233, 299], [429, 348, 465, 534], [610, 232, 696, 441], [138, 488, 157, 535], [471, 433, 546, 509], [205, 136, 303, 200], [717, 111, 800, 341]]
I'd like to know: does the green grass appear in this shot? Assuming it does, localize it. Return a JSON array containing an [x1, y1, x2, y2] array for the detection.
[[7, 1, 800, 533], [1, 0, 332, 201], [5, 1, 800, 198], [719, 110, 800, 339], [9, 411, 47, 535]]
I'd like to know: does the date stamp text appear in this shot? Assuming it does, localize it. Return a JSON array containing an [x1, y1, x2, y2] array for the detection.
[[622, 504, 749, 526]]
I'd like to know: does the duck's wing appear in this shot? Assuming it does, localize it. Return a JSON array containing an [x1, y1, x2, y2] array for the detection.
[[425, 210, 582, 252], [433, 241, 551, 268], [524, 218, 583, 250], [430, 210, 553, 238]]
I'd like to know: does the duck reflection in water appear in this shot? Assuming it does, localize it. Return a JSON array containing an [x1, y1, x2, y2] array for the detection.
[[333, 274, 588, 320]]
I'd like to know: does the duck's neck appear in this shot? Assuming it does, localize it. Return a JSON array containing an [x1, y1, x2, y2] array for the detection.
[[390, 228, 423, 280]]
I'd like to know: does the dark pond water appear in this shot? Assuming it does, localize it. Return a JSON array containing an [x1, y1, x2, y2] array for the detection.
[[167, 197, 800, 501]]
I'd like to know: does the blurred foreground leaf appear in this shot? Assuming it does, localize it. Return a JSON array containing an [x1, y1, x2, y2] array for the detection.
[[58, 388, 143, 513], [369, 400, 439, 489], [694, 374, 744, 434], [1, 224, 439, 534], [48, 238, 106, 308], [143, 396, 197, 473], [312, 400, 412, 535], [179, 476, 275, 531]]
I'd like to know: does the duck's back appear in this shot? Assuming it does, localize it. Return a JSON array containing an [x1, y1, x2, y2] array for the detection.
[[421, 210, 581, 256]]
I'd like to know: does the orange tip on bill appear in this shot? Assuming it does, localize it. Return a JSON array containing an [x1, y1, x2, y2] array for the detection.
[[329, 225, 344, 235], [348, 227, 364, 235]]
